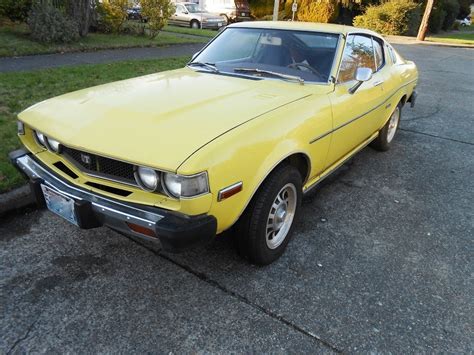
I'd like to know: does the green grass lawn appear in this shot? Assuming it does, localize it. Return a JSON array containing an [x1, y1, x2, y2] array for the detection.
[[427, 28, 474, 45], [0, 24, 207, 57], [163, 24, 218, 38], [0, 56, 189, 193]]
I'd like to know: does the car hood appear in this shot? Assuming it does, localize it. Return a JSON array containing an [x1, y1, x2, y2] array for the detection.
[[19, 68, 318, 171]]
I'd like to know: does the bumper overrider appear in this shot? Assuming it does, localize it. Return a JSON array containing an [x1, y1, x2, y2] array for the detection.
[[9, 149, 217, 252]]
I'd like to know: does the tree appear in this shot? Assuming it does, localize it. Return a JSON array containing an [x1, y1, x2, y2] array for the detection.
[[141, 0, 175, 38], [0, 0, 32, 22], [417, 0, 434, 41], [95, 0, 128, 33], [66, 0, 94, 37]]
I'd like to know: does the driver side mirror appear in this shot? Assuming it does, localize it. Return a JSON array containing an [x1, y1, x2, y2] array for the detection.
[[349, 67, 373, 94]]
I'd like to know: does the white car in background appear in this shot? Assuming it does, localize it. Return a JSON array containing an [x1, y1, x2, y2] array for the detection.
[[455, 16, 472, 26], [169, 2, 227, 29]]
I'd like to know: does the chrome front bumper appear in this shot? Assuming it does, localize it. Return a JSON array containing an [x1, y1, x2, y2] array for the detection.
[[10, 149, 217, 252]]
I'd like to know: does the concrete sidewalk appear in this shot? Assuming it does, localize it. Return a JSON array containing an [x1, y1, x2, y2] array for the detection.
[[0, 43, 205, 73]]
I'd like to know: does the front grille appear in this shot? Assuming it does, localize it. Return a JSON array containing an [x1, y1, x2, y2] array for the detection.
[[62, 146, 136, 185]]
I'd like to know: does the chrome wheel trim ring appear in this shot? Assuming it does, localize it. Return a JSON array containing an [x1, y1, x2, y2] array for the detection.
[[387, 106, 400, 143], [266, 183, 297, 250]]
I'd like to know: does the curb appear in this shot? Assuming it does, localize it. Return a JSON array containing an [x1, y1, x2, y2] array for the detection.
[[0, 185, 35, 217], [385, 35, 474, 49]]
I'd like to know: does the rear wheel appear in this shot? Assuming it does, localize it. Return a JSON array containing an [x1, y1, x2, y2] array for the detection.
[[190, 20, 200, 29], [370, 102, 402, 151], [235, 164, 302, 265]]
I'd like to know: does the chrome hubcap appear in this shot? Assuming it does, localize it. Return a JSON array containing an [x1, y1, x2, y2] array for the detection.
[[266, 183, 297, 250], [387, 107, 400, 143]]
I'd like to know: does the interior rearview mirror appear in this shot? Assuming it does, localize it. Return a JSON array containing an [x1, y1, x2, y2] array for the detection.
[[349, 67, 373, 94]]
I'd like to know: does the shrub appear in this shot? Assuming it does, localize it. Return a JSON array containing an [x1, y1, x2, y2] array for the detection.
[[458, 0, 471, 18], [27, 3, 79, 43], [95, 0, 128, 33], [0, 0, 32, 22], [249, 0, 274, 18], [297, 0, 339, 23], [141, 0, 175, 38], [428, 3, 446, 33], [121, 20, 147, 36], [441, 0, 460, 30], [353, 0, 421, 36]]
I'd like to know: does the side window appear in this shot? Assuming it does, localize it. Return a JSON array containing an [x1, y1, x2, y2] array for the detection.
[[387, 45, 398, 64], [177, 5, 185, 13], [337, 34, 375, 83], [373, 37, 384, 70]]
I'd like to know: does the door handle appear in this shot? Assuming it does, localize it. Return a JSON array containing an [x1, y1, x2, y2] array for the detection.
[[373, 80, 384, 87]]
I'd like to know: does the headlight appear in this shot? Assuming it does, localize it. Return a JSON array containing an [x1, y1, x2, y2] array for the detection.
[[17, 121, 25, 135], [135, 166, 159, 191], [34, 131, 46, 147], [163, 172, 209, 198], [46, 137, 60, 152]]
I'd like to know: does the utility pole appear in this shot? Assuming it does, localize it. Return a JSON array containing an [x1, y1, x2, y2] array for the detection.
[[417, 0, 434, 41], [272, 0, 279, 21]]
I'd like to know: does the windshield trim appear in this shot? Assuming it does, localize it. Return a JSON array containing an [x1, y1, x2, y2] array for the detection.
[[188, 27, 341, 86]]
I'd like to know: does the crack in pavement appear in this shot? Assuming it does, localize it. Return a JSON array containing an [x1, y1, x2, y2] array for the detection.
[[399, 128, 474, 146], [402, 105, 442, 122], [126, 236, 343, 353], [7, 318, 39, 355]]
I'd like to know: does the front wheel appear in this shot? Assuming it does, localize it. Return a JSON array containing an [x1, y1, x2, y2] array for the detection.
[[370, 102, 402, 151], [235, 164, 302, 265], [190, 20, 200, 29]]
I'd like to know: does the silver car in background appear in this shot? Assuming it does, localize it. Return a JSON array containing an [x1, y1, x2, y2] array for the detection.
[[169, 2, 227, 29]]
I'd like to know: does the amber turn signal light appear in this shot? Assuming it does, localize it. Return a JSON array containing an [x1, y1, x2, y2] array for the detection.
[[218, 181, 243, 201], [126, 222, 156, 238]]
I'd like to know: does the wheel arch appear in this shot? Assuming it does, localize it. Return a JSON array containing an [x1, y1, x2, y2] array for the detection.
[[219, 151, 311, 233], [400, 94, 408, 106]]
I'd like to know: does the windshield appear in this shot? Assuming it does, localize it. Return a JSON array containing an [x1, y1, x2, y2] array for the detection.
[[191, 28, 340, 83], [184, 3, 201, 13]]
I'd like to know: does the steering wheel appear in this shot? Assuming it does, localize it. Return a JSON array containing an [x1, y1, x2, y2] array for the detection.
[[287, 62, 324, 79]]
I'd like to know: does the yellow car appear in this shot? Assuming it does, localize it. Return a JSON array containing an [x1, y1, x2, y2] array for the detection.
[[10, 22, 418, 265]]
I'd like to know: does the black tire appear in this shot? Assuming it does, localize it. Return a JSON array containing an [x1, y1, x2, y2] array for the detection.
[[190, 20, 200, 29], [370, 101, 402, 152], [235, 164, 302, 265]]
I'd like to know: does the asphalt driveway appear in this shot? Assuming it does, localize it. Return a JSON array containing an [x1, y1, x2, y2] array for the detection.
[[1, 44, 473, 353]]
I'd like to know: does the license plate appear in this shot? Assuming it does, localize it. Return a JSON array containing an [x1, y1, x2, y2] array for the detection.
[[217, 22, 222, 27], [241, 12, 246, 16], [41, 184, 78, 226]]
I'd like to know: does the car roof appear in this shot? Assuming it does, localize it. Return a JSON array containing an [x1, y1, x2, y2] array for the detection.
[[229, 21, 380, 37]]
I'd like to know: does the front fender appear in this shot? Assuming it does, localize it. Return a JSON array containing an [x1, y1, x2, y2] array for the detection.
[[177, 94, 332, 233]]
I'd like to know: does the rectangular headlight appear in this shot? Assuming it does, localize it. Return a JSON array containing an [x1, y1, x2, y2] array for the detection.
[[163, 172, 209, 198]]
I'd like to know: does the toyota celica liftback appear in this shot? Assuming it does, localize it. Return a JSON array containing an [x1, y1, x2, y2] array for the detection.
[[11, 22, 418, 265]]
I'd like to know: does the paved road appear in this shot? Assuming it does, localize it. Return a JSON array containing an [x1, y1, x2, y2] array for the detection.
[[0, 43, 205, 73], [1, 44, 473, 353]]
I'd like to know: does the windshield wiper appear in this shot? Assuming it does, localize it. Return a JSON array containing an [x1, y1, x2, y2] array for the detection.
[[234, 67, 304, 85], [187, 62, 219, 73]]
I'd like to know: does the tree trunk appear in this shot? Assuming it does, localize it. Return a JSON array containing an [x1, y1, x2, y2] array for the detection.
[[272, 0, 279, 21], [67, 0, 93, 37], [417, 0, 434, 41]]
